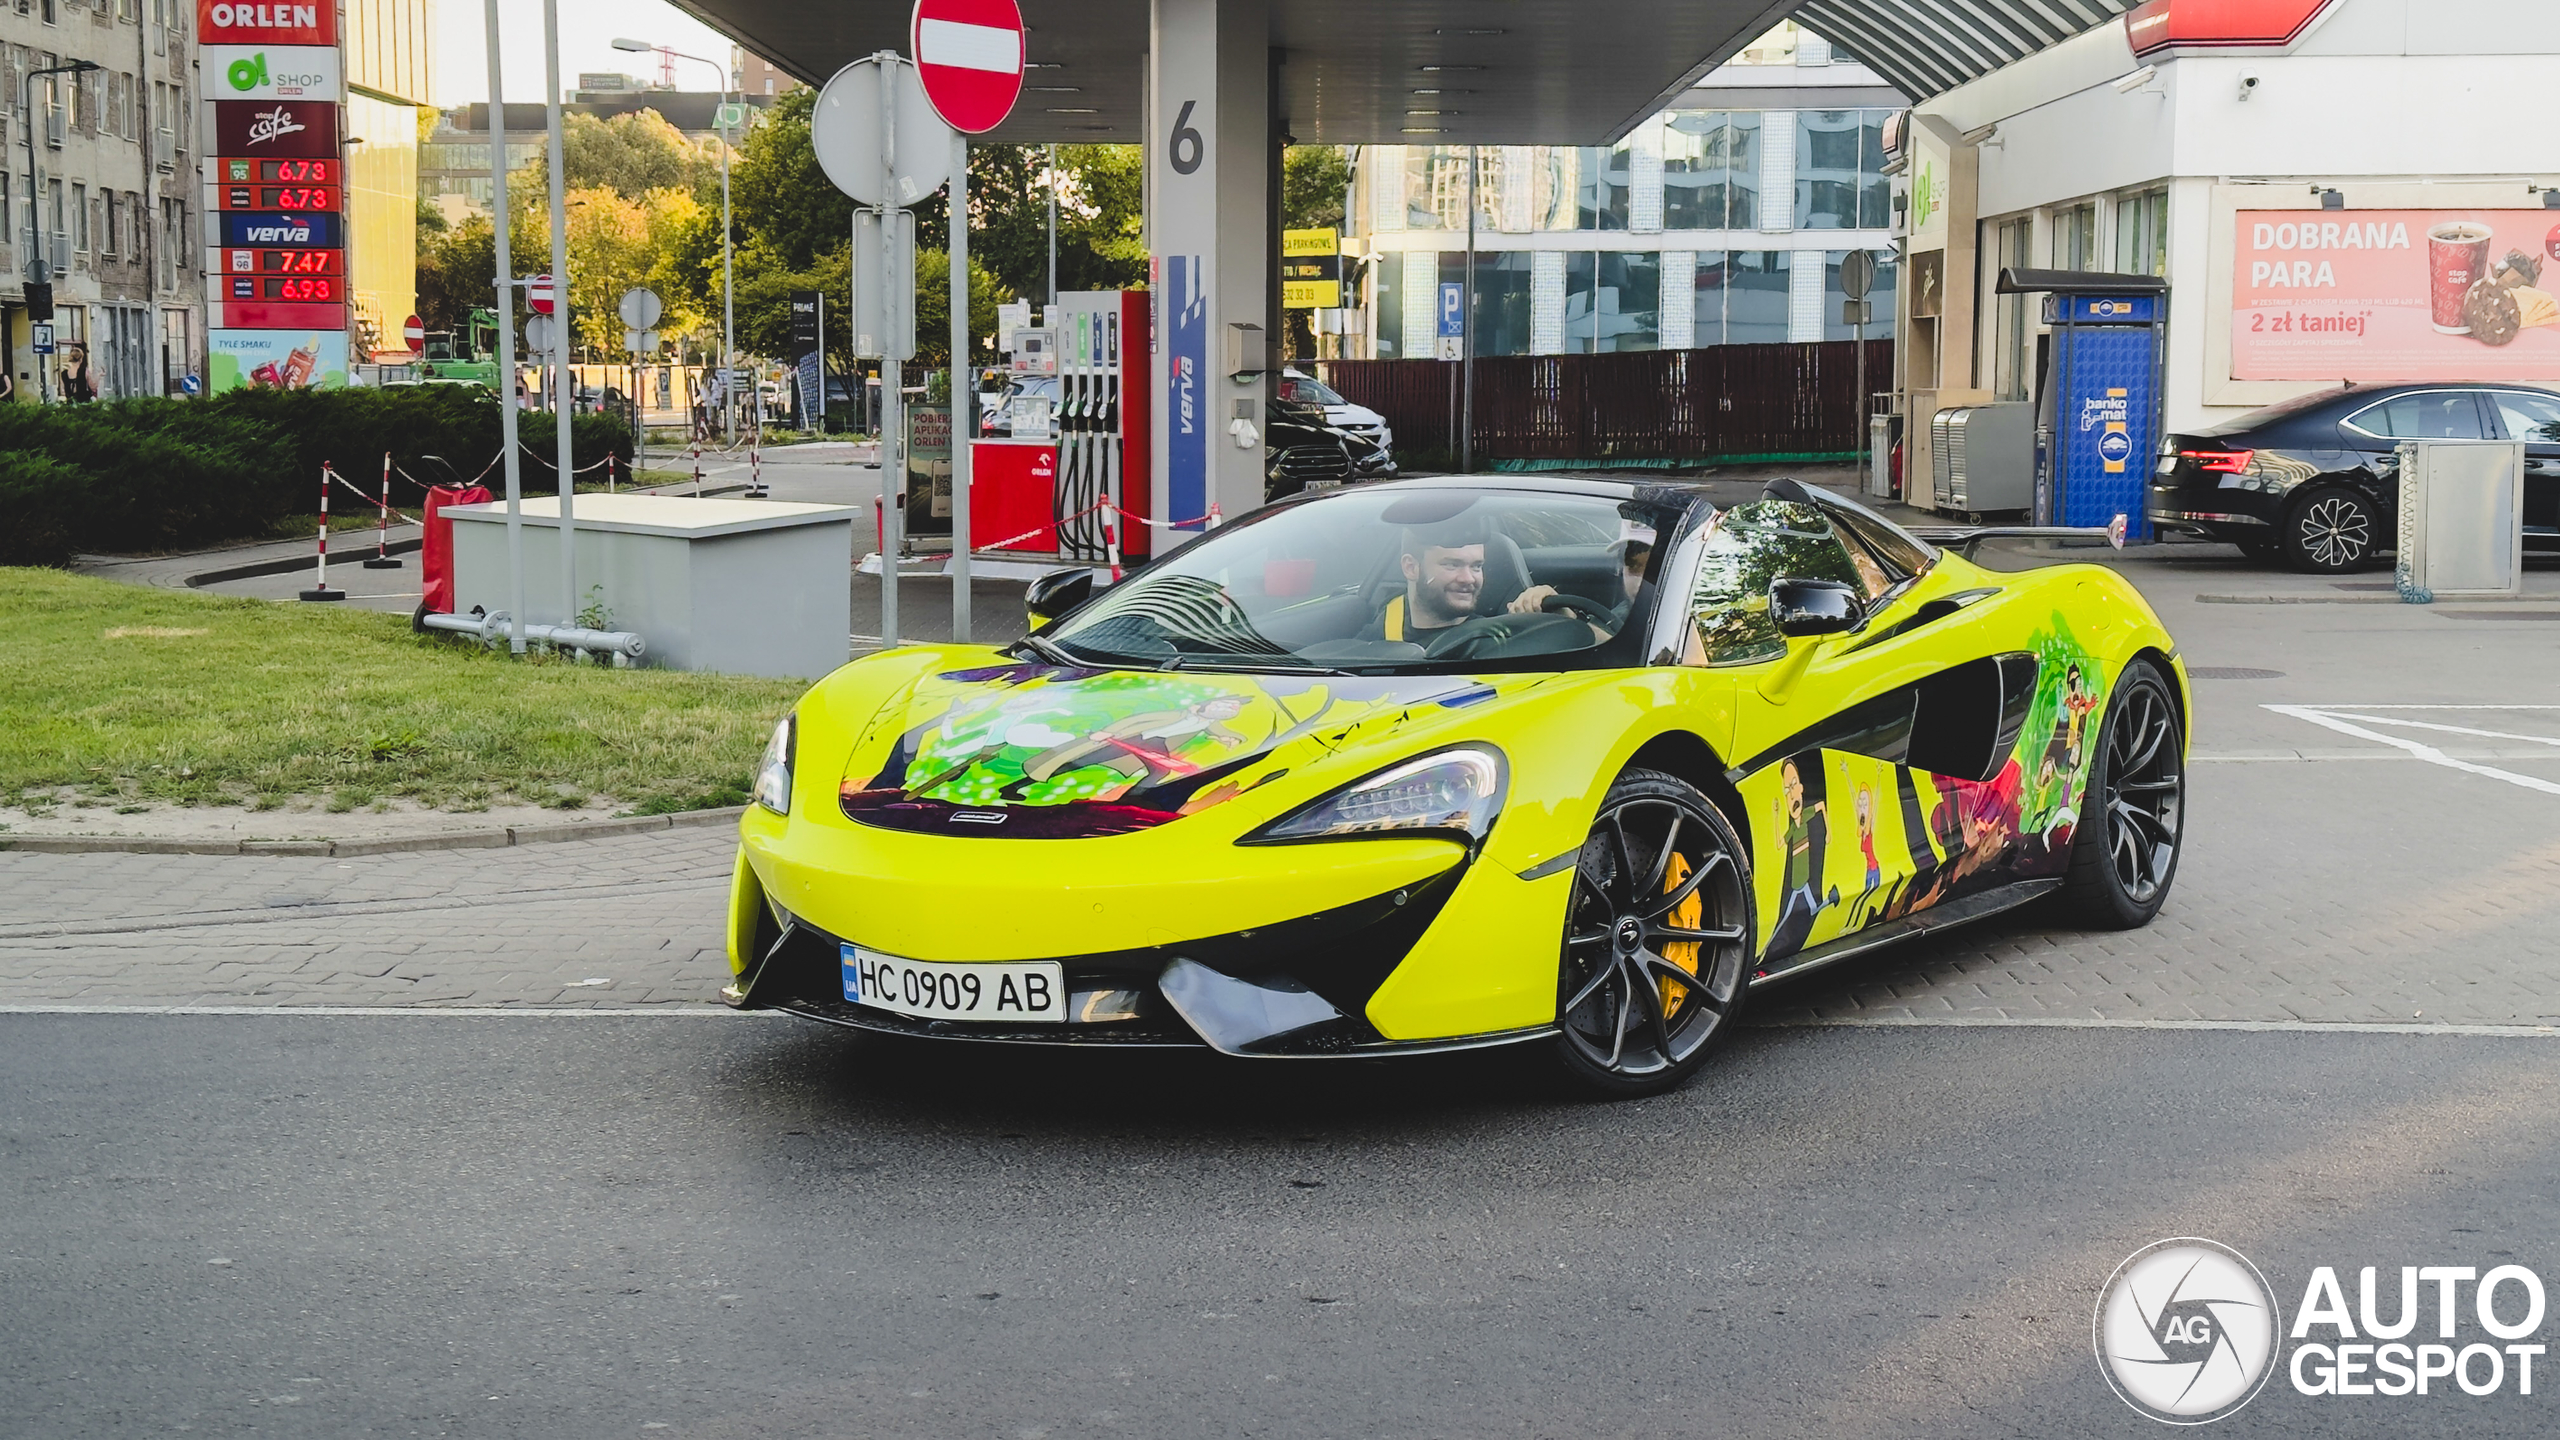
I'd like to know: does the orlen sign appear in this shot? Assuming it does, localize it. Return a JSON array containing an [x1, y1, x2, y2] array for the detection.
[[2125, 0, 2337, 56], [197, 0, 334, 46]]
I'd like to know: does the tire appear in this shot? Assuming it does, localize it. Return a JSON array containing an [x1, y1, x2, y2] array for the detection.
[[2057, 660, 2186, 930], [2282, 486, 2381, 573], [1550, 768, 1756, 1099]]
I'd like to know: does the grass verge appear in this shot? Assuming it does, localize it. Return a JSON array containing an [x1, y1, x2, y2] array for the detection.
[[0, 568, 806, 815]]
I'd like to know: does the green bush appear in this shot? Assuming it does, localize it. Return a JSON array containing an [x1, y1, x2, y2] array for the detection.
[[0, 389, 635, 565]]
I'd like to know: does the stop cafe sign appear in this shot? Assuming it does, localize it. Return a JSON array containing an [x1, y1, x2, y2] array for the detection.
[[910, 0, 1026, 134]]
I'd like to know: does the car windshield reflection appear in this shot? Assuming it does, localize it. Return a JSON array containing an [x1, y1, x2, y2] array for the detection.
[[1042, 486, 1682, 673]]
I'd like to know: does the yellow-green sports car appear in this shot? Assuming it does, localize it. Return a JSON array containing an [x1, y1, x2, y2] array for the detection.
[[725, 477, 2187, 1096]]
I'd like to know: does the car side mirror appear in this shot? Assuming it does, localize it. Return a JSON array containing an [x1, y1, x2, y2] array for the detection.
[[1025, 567, 1098, 625], [1768, 577, 1863, 638]]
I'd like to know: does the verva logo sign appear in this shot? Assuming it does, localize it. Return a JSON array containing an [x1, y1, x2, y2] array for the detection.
[[197, 0, 334, 46]]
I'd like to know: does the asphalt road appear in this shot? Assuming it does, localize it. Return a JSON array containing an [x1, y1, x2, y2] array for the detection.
[[29, 472, 2560, 1437], [4, 1016, 2553, 1439]]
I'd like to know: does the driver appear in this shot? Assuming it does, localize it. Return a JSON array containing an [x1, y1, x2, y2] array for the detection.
[[1366, 520, 1490, 642]]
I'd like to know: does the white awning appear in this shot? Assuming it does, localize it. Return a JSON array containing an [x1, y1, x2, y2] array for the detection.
[[1793, 0, 2136, 100]]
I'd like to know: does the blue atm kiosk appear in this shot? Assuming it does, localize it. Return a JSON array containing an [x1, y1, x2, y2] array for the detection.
[[2000, 269, 2169, 541]]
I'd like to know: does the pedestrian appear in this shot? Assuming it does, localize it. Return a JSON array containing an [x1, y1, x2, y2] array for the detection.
[[59, 344, 94, 403], [0, 367, 15, 405]]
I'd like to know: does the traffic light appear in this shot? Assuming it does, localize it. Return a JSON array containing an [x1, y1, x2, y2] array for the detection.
[[23, 282, 52, 322]]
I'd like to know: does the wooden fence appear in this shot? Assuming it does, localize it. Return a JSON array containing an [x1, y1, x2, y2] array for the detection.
[[1317, 340, 1892, 463]]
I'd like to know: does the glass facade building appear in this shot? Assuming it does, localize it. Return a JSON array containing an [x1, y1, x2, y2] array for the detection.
[[1358, 101, 1900, 359]]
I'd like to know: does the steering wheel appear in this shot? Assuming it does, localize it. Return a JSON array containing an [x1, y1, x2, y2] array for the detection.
[[1540, 592, 1617, 624], [1422, 611, 1588, 661]]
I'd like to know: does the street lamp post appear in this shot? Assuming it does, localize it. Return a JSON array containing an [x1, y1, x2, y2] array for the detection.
[[21, 58, 101, 406], [343, 135, 367, 374], [613, 38, 736, 444]]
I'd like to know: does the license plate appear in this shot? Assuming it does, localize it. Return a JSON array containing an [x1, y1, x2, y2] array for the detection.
[[840, 946, 1064, 1023]]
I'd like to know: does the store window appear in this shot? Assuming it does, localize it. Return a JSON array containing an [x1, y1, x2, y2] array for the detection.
[[1794, 110, 1892, 231], [1560, 252, 1660, 352], [1374, 251, 1405, 357], [1726, 252, 1791, 345], [2115, 186, 2168, 277], [1577, 143, 1632, 231], [2054, 202, 2097, 271], [1663, 113, 1760, 231], [1463, 251, 1536, 357], [1692, 251, 1730, 347], [1405, 147, 1476, 230], [1989, 217, 2032, 400]]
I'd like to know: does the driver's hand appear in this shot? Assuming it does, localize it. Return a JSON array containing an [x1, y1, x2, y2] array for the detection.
[[1507, 584, 1558, 615]]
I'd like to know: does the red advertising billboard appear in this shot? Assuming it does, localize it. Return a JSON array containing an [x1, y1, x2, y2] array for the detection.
[[197, 0, 335, 47], [213, 100, 340, 157], [2230, 210, 2560, 382]]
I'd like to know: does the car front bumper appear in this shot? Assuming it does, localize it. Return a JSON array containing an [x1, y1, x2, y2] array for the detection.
[[725, 810, 1576, 1052]]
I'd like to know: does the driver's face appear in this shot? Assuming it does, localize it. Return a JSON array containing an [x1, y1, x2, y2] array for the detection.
[[1403, 544, 1485, 625]]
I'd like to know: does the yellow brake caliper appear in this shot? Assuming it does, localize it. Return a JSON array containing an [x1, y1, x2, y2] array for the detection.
[[1658, 852, 1701, 1012]]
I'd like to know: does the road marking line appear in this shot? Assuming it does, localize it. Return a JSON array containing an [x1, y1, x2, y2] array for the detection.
[[2314, 712, 2560, 748], [2264, 704, 2560, 798], [0, 1004, 767, 1016], [1763, 1015, 2560, 1037]]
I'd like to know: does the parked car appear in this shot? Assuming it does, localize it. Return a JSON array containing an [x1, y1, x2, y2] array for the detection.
[[1264, 394, 1396, 500], [2150, 381, 2560, 572], [1278, 368, 1392, 452]]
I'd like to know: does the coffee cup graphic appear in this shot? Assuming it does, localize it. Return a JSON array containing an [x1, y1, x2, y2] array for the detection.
[[2429, 221, 2494, 334]]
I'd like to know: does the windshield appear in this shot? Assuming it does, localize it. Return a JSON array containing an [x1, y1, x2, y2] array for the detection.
[[1278, 374, 1350, 407], [1042, 486, 1684, 673]]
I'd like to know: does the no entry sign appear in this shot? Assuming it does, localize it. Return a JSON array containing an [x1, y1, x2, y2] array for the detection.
[[910, 0, 1025, 134], [402, 314, 425, 353], [528, 275, 556, 315]]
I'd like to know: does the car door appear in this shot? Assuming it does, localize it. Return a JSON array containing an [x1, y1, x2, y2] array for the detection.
[[2484, 390, 2560, 538], [2342, 389, 2493, 489], [1675, 500, 2056, 975]]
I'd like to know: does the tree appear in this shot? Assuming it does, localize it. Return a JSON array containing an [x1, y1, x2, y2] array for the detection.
[[415, 214, 509, 335], [1279, 145, 1352, 358], [550, 109, 723, 201]]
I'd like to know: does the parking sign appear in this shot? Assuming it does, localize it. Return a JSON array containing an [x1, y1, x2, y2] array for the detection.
[[1439, 282, 1465, 338]]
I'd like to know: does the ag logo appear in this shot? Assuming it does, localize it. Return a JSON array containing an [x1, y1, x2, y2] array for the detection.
[[2099, 430, 2134, 464], [2095, 1238, 2282, 1424]]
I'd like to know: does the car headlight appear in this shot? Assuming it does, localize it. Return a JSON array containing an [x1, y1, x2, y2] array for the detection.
[[1244, 746, 1506, 848], [753, 712, 795, 815]]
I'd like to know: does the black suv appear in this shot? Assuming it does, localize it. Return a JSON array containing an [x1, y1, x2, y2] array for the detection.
[[2150, 382, 2560, 572]]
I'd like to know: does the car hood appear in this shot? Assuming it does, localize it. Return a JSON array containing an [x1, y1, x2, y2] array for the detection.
[[1326, 402, 1385, 428], [837, 659, 1524, 839]]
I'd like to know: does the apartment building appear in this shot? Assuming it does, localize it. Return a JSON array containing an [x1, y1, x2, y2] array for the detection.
[[3, 0, 204, 399]]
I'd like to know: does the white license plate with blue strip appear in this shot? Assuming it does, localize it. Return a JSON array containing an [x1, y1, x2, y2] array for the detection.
[[841, 945, 1064, 1023]]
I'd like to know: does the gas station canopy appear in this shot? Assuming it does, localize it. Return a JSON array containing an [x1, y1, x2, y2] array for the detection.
[[670, 0, 2139, 145]]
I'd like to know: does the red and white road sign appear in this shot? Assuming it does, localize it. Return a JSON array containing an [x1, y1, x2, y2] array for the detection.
[[911, 0, 1025, 135], [528, 275, 556, 315], [402, 314, 426, 353]]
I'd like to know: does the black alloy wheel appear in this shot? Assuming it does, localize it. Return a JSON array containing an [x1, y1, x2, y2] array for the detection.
[[1552, 769, 1755, 1098], [2058, 660, 2185, 929], [2283, 486, 2379, 573]]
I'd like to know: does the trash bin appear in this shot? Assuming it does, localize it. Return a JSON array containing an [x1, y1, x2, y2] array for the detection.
[[2395, 440, 2525, 601]]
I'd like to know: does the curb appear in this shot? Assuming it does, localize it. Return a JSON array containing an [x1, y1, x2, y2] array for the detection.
[[188, 535, 424, 587], [0, 806, 747, 858]]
